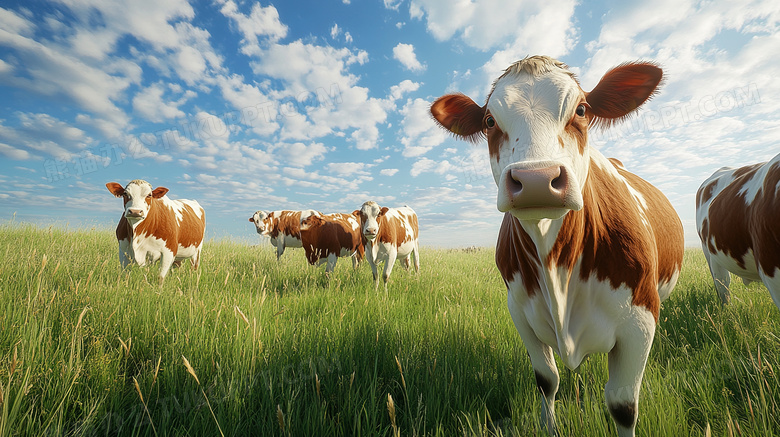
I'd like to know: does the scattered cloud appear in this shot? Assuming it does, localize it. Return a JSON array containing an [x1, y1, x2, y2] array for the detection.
[[392, 43, 426, 72]]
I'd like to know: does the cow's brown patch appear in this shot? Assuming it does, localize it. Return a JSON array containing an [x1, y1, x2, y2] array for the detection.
[[268, 211, 302, 239], [125, 198, 205, 255], [705, 163, 763, 270], [547, 159, 683, 321], [300, 213, 363, 265], [696, 180, 718, 208], [752, 162, 780, 276], [376, 209, 419, 248], [496, 212, 541, 296]]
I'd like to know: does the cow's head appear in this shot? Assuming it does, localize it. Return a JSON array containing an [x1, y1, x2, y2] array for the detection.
[[431, 55, 662, 221], [249, 210, 271, 235], [299, 210, 324, 231], [359, 201, 388, 241], [106, 180, 168, 223]]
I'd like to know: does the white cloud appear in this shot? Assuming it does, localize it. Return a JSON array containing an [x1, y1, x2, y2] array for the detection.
[[219, 0, 288, 55], [389, 79, 421, 102], [0, 142, 32, 160], [409, 0, 577, 53], [393, 43, 426, 72], [410, 157, 455, 177], [398, 98, 448, 157], [330, 23, 341, 39], [380, 168, 399, 176], [268, 142, 328, 167], [326, 162, 372, 177], [132, 83, 188, 122]]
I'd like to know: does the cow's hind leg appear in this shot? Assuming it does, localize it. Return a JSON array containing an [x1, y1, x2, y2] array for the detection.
[[760, 270, 780, 312], [703, 247, 731, 304], [508, 289, 559, 435], [605, 310, 656, 437]]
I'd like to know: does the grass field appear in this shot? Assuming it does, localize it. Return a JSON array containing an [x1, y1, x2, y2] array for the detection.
[[1, 222, 779, 436]]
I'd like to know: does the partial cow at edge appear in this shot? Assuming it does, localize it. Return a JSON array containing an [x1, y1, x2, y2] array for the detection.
[[106, 179, 206, 281], [431, 55, 684, 437], [696, 153, 780, 309], [249, 210, 306, 260], [299, 210, 365, 274], [358, 201, 420, 290]]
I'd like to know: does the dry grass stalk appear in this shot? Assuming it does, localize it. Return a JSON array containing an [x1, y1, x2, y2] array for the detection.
[[387, 393, 399, 437], [395, 355, 406, 391], [132, 376, 158, 437], [315, 373, 321, 399], [182, 355, 200, 385], [277, 404, 285, 431], [235, 305, 249, 326]]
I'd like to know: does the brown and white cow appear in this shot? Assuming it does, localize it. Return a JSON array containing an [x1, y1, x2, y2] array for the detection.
[[696, 154, 780, 309], [431, 56, 684, 436], [106, 179, 206, 281], [358, 201, 420, 289], [249, 210, 306, 260], [299, 210, 365, 273]]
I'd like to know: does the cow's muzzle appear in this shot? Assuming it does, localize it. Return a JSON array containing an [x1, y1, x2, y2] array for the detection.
[[497, 164, 582, 217], [126, 209, 144, 218]]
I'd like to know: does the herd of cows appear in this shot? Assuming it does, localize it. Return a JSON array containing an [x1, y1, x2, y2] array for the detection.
[[105, 179, 420, 289], [104, 56, 779, 436]]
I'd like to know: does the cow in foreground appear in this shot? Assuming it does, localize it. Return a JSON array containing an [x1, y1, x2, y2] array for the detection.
[[106, 180, 205, 281], [299, 210, 364, 274], [249, 210, 306, 260], [358, 201, 420, 290], [431, 56, 684, 436], [696, 153, 780, 309]]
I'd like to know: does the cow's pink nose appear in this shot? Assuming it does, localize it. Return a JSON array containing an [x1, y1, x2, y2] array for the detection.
[[505, 166, 570, 209], [127, 209, 144, 217]]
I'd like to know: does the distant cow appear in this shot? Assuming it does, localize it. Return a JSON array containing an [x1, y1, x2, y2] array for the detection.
[[249, 210, 306, 260], [431, 56, 683, 436], [358, 201, 420, 289], [299, 210, 364, 273], [106, 179, 205, 281], [696, 154, 780, 309]]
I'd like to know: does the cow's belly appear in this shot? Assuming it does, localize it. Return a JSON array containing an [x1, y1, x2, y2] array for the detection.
[[282, 234, 303, 248], [508, 270, 640, 369], [133, 235, 170, 259], [176, 242, 201, 260], [396, 239, 417, 257], [707, 247, 761, 282]]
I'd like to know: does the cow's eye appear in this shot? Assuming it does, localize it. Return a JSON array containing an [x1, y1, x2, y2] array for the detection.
[[576, 104, 587, 117], [485, 115, 495, 128]]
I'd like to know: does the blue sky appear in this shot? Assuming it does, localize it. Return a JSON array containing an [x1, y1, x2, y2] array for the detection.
[[0, 0, 778, 247]]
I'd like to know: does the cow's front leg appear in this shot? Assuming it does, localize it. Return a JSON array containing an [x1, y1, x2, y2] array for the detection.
[[276, 240, 286, 261], [702, 247, 731, 304], [508, 288, 559, 435], [382, 248, 398, 291], [158, 250, 176, 282], [605, 310, 655, 437], [324, 253, 338, 274], [118, 239, 133, 268]]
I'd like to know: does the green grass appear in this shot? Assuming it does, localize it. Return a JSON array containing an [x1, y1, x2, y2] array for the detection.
[[0, 223, 779, 436]]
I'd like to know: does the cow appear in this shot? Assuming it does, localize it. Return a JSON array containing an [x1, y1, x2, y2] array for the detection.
[[106, 179, 206, 281], [358, 201, 420, 290], [430, 56, 684, 436], [696, 153, 780, 309], [298, 210, 364, 274], [249, 210, 306, 260]]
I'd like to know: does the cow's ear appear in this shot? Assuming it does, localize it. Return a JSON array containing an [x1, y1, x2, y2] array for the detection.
[[430, 93, 485, 143], [352, 209, 361, 218], [586, 62, 663, 129], [106, 182, 125, 197], [379, 207, 389, 216], [249, 217, 254, 222], [152, 187, 169, 198]]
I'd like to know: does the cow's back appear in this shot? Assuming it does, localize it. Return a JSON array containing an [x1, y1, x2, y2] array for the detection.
[[697, 157, 780, 282]]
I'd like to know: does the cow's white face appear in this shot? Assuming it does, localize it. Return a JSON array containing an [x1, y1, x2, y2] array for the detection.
[[106, 180, 168, 225], [250, 211, 271, 235], [431, 55, 663, 222], [485, 63, 589, 220], [359, 201, 384, 241]]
